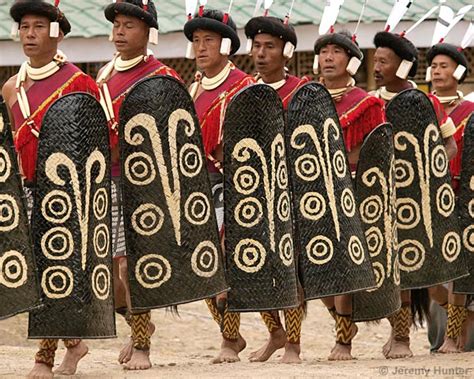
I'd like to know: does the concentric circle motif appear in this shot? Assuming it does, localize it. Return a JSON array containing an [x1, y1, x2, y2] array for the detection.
[[300, 192, 326, 221], [306, 236, 333, 265], [295, 154, 320, 182], [135, 254, 172, 289], [276, 161, 288, 190], [41, 190, 72, 224], [394, 159, 415, 188], [179, 143, 203, 178], [398, 240, 425, 272], [0, 147, 11, 182], [359, 195, 383, 224], [333, 150, 347, 178], [191, 241, 219, 278], [279, 234, 294, 267], [124, 152, 156, 186], [396, 198, 421, 230], [372, 262, 385, 289], [463, 225, 474, 253], [185, 192, 211, 226], [431, 145, 448, 178], [132, 203, 165, 236], [469, 199, 474, 218], [442, 232, 461, 263], [234, 197, 263, 228], [365, 226, 384, 258], [0, 250, 28, 288], [233, 166, 260, 195], [393, 257, 401, 286], [93, 188, 108, 220], [348, 236, 365, 265], [234, 239, 266, 273], [41, 227, 74, 260], [277, 192, 290, 222], [41, 266, 74, 299], [341, 188, 356, 217], [93, 224, 110, 258], [91, 264, 111, 300], [436, 183, 455, 217], [0, 194, 19, 232]]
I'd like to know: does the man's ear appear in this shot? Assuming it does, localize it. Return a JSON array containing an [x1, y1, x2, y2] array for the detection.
[[56, 30, 64, 44]]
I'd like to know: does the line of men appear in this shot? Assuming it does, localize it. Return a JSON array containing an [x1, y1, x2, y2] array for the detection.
[[0, 1, 473, 378]]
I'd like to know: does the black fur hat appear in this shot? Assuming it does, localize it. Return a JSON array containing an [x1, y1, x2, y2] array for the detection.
[[105, 0, 158, 29], [374, 31, 418, 78], [314, 31, 362, 60], [426, 43, 468, 83], [245, 16, 297, 47]]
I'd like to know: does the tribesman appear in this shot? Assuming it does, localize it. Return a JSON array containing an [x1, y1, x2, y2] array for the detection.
[[1, 0, 99, 377], [97, 0, 181, 371], [314, 29, 385, 360], [243, 14, 308, 364], [183, 5, 255, 364]]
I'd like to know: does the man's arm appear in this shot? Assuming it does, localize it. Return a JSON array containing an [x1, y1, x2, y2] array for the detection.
[[444, 136, 458, 161], [1, 76, 17, 137]]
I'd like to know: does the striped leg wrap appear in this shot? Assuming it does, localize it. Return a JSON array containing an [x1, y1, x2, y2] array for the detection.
[[335, 313, 355, 345], [390, 305, 411, 342], [446, 304, 468, 340], [205, 298, 222, 324], [63, 339, 81, 349], [260, 311, 282, 333], [285, 306, 304, 344], [35, 339, 58, 367], [222, 308, 240, 341], [131, 311, 151, 350]]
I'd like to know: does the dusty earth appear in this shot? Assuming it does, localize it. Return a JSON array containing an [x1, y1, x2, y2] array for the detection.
[[0, 301, 472, 378]]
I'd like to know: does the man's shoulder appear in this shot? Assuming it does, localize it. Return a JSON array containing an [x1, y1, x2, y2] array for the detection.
[[1, 75, 17, 104]]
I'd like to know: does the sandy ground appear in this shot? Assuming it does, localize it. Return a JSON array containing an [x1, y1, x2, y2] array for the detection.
[[0, 301, 473, 378]]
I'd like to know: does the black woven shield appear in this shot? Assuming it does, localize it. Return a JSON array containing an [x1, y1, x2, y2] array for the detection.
[[386, 89, 468, 289], [0, 101, 40, 320], [120, 76, 227, 310], [28, 93, 115, 339], [352, 123, 401, 321], [223, 84, 298, 311], [287, 82, 375, 300], [454, 114, 474, 294]]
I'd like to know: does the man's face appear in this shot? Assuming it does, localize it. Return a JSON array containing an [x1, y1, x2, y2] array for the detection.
[[19, 14, 61, 59], [112, 14, 149, 56], [431, 54, 458, 92], [373, 47, 401, 87], [192, 29, 224, 71], [251, 33, 286, 78], [318, 44, 350, 81]]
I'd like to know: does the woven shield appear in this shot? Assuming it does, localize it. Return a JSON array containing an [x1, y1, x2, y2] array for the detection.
[[386, 89, 468, 289], [352, 123, 401, 321], [120, 76, 227, 310], [286, 82, 375, 300], [28, 93, 115, 339], [223, 84, 299, 311], [454, 114, 474, 294], [0, 101, 40, 320]]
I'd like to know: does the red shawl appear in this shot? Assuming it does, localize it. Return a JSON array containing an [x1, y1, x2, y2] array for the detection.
[[278, 75, 310, 110]]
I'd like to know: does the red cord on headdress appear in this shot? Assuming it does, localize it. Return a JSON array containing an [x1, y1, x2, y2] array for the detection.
[[198, 5, 204, 16], [264, 9, 269, 17], [352, 34, 357, 42], [329, 25, 335, 33], [222, 12, 229, 24], [142, 0, 148, 12], [385, 25, 390, 32], [54, 0, 60, 7]]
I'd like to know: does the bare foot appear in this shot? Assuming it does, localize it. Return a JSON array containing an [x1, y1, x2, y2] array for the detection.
[[118, 321, 156, 364], [54, 341, 88, 375], [382, 331, 394, 358], [386, 339, 413, 359], [123, 349, 152, 370], [330, 322, 358, 355], [438, 337, 460, 354], [280, 342, 302, 364], [211, 335, 246, 364], [27, 363, 53, 379], [249, 328, 286, 362]]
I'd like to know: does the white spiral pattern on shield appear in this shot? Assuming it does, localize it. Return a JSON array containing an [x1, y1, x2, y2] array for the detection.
[[234, 239, 266, 273], [0, 194, 19, 232], [93, 188, 108, 220], [306, 236, 333, 265], [394, 159, 415, 188], [332, 150, 347, 178], [393, 256, 401, 285], [396, 198, 421, 230], [179, 143, 203, 178], [0, 147, 11, 182], [234, 197, 263, 228], [185, 192, 211, 226], [132, 203, 165, 236], [431, 145, 448, 178], [300, 192, 326, 221], [41, 266, 74, 299], [93, 224, 110, 258], [365, 226, 384, 258], [41, 190, 72, 224], [276, 161, 288, 190], [295, 154, 320, 181], [0, 250, 28, 288], [398, 240, 425, 272], [436, 183, 455, 217], [125, 152, 156, 186], [463, 225, 474, 253], [348, 236, 365, 265], [372, 262, 385, 289], [359, 195, 383, 224], [41, 227, 74, 260], [341, 188, 356, 217], [442, 232, 461, 263], [233, 166, 260, 195], [277, 192, 290, 222], [470, 199, 474, 218], [91, 264, 111, 300], [279, 234, 294, 267], [135, 254, 172, 289], [191, 241, 219, 278]]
